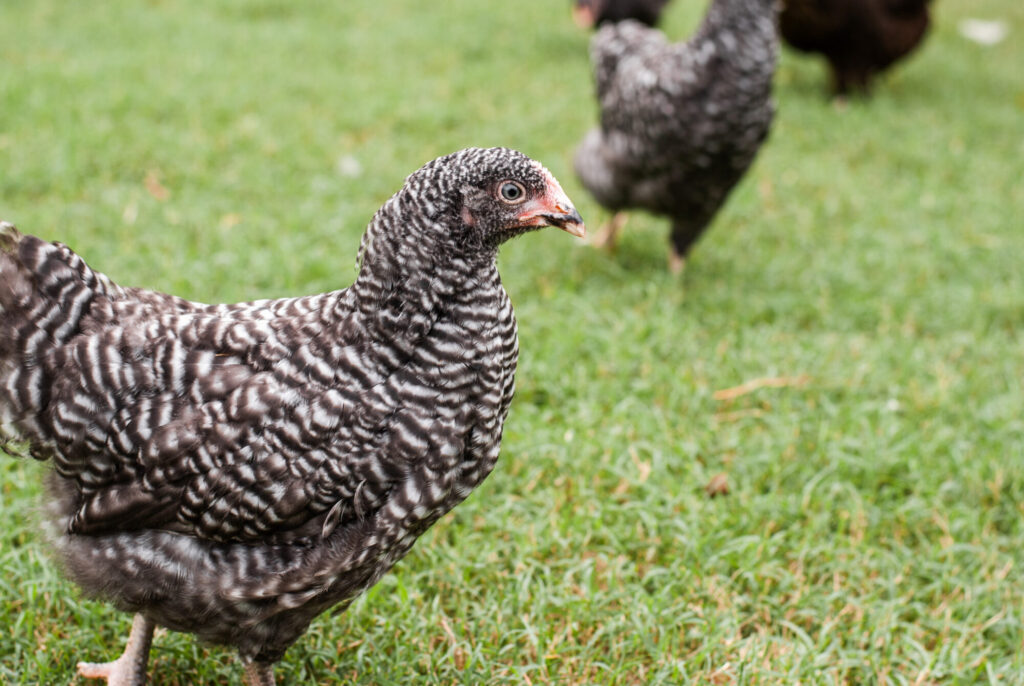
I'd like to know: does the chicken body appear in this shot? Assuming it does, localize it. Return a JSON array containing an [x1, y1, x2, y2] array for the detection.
[[780, 0, 932, 94], [575, 0, 778, 267], [0, 147, 584, 684]]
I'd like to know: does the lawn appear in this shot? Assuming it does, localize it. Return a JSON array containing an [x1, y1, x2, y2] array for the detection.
[[1, 0, 1023, 683]]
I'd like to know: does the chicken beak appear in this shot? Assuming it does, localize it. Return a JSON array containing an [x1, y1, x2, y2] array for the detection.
[[573, 4, 596, 28], [518, 197, 585, 238], [518, 166, 586, 238], [542, 204, 586, 238]]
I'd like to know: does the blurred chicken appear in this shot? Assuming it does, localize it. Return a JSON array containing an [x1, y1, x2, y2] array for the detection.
[[780, 0, 933, 94], [575, 0, 778, 271]]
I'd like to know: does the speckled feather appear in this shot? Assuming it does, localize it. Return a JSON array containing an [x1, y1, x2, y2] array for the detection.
[[575, 0, 778, 258], [0, 147, 580, 669]]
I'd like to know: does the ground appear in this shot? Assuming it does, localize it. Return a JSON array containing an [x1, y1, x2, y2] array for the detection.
[[1, 0, 1023, 683]]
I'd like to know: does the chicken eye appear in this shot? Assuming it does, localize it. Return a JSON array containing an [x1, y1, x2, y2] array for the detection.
[[498, 181, 526, 204]]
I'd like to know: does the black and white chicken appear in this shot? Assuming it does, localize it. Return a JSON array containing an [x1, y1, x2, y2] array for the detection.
[[0, 147, 584, 685], [574, 0, 778, 272]]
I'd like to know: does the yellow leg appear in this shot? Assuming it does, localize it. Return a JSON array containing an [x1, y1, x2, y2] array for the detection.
[[668, 247, 686, 275], [589, 212, 628, 250], [242, 657, 276, 686], [76, 614, 155, 686]]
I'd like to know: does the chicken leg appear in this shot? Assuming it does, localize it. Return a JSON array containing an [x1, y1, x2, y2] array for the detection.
[[242, 657, 276, 686], [668, 248, 686, 275], [589, 211, 628, 250], [76, 614, 155, 686]]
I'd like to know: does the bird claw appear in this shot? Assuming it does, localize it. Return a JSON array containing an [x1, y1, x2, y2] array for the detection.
[[831, 94, 850, 111], [76, 657, 145, 686], [76, 614, 153, 686]]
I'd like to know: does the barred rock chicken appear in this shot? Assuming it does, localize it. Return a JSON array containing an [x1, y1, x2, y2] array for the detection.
[[0, 147, 584, 686], [574, 0, 778, 272], [780, 0, 932, 95], [573, 0, 672, 28]]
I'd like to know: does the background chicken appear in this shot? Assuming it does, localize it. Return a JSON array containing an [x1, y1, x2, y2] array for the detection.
[[573, 0, 672, 27], [574, 0, 778, 272], [780, 0, 933, 94], [0, 147, 584, 685]]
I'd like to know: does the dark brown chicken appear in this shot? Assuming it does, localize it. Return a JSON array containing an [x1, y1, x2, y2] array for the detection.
[[780, 0, 932, 94]]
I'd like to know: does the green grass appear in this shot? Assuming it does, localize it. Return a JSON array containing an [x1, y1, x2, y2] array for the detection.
[[2, 0, 1023, 683]]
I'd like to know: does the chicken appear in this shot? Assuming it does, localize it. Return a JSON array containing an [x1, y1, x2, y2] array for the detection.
[[0, 147, 584, 685], [780, 0, 932, 94], [572, 0, 672, 28], [575, 0, 778, 272]]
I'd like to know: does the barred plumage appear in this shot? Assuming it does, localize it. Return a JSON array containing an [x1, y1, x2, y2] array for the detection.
[[574, 0, 778, 270], [0, 147, 584, 685]]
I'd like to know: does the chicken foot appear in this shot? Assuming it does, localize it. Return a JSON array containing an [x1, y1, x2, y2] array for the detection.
[[77, 614, 155, 686]]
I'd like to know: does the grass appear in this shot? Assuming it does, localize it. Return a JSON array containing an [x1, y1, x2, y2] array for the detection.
[[1, 0, 1023, 683]]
